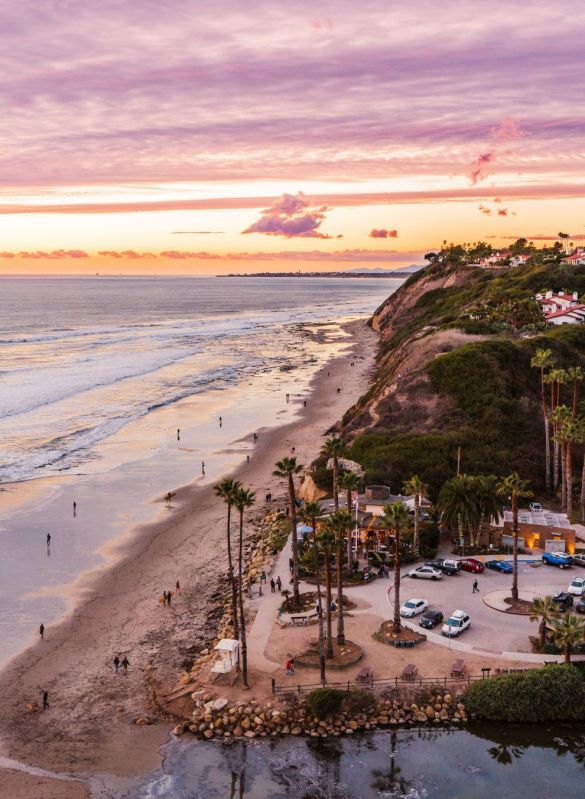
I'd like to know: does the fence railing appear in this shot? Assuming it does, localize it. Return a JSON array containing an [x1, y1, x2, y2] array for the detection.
[[271, 667, 537, 696]]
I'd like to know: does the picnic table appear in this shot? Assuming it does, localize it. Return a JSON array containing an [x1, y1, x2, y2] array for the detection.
[[451, 659, 466, 678], [356, 666, 374, 684], [401, 663, 418, 681]]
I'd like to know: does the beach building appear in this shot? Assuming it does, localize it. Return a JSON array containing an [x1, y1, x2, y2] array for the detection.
[[535, 290, 585, 325], [491, 509, 576, 554]]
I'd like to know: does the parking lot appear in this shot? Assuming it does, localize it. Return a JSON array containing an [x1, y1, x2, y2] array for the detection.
[[389, 557, 585, 655]]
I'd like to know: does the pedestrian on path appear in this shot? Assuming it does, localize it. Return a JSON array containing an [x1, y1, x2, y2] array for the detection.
[[113, 655, 120, 673], [276, 576, 282, 592], [167, 590, 172, 605], [121, 656, 129, 674], [472, 579, 479, 593], [163, 590, 168, 604], [39, 623, 44, 640], [261, 571, 267, 584], [270, 578, 276, 593], [176, 580, 180, 592], [43, 690, 49, 710], [46, 533, 51, 547]]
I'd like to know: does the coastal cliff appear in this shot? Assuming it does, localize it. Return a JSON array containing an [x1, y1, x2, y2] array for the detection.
[[340, 260, 585, 498]]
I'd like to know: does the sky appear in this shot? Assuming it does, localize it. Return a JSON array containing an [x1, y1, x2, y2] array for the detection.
[[1, 0, 585, 275]]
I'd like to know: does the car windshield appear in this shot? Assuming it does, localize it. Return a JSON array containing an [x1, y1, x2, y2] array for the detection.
[[446, 617, 461, 627], [405, 601, 416, 608]]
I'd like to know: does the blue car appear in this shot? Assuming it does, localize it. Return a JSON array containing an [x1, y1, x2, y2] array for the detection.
[[486, 560, 513, 574], [542, 551, 573, 569]]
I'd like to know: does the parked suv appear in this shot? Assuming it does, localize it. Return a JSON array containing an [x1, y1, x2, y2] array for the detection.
[[425, 558, 460, 576], [419, 609, 444, 629], [572, 553, 585, 567], [459, 558, 485, 574], [552, 591, 574, 610], [542, 551, 573, 569], [529, 502, 543, 513], [441, 610, 471, 637]]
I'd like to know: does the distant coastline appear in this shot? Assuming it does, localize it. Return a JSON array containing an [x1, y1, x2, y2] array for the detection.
[[221, 270, 418, 278]]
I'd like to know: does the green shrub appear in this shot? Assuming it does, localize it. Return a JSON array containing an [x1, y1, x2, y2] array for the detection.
[[306, 688, 344, 718], [465, 665, 585, 722], [343, 688, 377, 715]]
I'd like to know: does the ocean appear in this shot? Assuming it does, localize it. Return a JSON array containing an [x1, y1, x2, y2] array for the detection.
[[0, 275, 400, 665]]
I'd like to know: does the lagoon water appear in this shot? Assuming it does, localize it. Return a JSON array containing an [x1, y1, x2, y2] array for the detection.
[[0, 276, 399, 666], [126, 725, 585, 798]]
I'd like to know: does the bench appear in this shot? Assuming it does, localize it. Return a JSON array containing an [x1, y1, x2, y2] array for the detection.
[[401, 663, 418, 681], [451, 659, 466, 678], [290, 616, 308, 626], [356, 666, 374, 684]]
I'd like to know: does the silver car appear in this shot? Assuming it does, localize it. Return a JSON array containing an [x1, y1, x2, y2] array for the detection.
[[408, 566, 443, 581]]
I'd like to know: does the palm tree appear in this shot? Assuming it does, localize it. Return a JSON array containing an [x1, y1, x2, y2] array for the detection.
[[339, 471, 361, 573], [497, 473, 532, 601], [215, 477, 242, 638], [381, 502, 411, 634], [317, 526, 336, 657], [473, 475, 504, 549], [438, 475, 478, 555], [272, 456, 304, 606], [402, 475, 427, 557], [551, 612, 585, 663], [320, 437, 345, 510], [529, 596, 560, 649], [552, 405, 572, 512], [299, 500, 326, 683], [558, 232, 571, 255], [576, 416, 585, 521], [326, 510, 352, 646], [567, 366, 584, 417], [548, 368, 569, 491], [531, 348, 553, 493], [233, 486, 256, 688]]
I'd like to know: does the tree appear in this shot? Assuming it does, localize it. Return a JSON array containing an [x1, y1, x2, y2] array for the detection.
[[551, 612, 585, 663], [529, 596, 560, 649], [497, 473, 532, 601], [552, 405, 572, 512], [567, 366, 584, 417], [233, 486, 255, 688], [317, 526, 336, 657], [547, 369, 569, 491], [576, 416, 585, 521], [402, 475, 427, 556], [381, 502, 411, 634], [473, 475, 504, 548], [214, 478, 242, 638], [339, 471, 361, 573], [438, 475, 478, 555], [273, 456, 304, 606], [530, 348, 553, 493], [326, 510, 352, 646], [299, 501, 326, 683], [320, 437, 345, 510], [558, 232, 571, 255]]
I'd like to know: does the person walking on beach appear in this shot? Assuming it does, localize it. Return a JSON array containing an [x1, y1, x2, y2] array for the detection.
[[177, 428, 181, 441], [121, 656, 129, 674], [276, 576, 282, 592], [270, 578, 276, 593], [219, 416, 222, 427], [246, 454, 250, 464], [163, 590, 168, 605], [73, 500, 77, 516], [472, 579, 479, 594], [286, 393, 290, 403], [253, 433, 258, 441], [167, 590, 172, 605], [113, 655, 120, 673], [46, 533, 51, 547], [201, 461, 205, 475], [42, 690, 49, 710], [303, 400, 307, 407], [39, 623, 44, 640], [176, 580, 180, 592]]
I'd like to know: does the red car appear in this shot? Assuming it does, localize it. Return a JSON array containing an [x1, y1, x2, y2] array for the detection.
[[459, 558, 485, 574]]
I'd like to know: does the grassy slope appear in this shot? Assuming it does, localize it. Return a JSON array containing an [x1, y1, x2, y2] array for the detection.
[[343, 261, 585, 501]]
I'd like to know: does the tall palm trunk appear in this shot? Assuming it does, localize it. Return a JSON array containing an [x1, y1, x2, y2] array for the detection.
[[324, 543, 334, 657], [413, 494, 420, 555], [288, 474, 300, 605], [392, 528, 401, 633], [333, 457, 339, 510], [561, 441, 567, 512], [541, 368, 551, 493], [565, 643, 571, 665], [511, 493, 519, 601], [458, 513, 464, 556], [237, 509, 249, 688], [226, 504, 239, 638], [312, 519, 326, 685], [566, 442, 573, 518], [336, 533, 345, 645], [580, 447, 585, 521], [346, 487, 354, 575]]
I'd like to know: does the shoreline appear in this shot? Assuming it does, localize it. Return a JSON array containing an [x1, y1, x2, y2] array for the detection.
[[0, 318, 378, 797]]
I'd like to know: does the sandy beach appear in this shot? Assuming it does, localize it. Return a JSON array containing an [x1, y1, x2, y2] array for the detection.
[[0, 318, 378, 797]]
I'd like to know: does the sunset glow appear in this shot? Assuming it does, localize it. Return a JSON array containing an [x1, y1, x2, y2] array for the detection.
[[2, 0, 585, 273]]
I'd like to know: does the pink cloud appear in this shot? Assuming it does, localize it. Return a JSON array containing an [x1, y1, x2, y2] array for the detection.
[[369, 228, 398, 238], [478, 204, 492, 215], [0, 249, 89, 259], [469, 152, 493, 185], [242, 192, 337, 238]]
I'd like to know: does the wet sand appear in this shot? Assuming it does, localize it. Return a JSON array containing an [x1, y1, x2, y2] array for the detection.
[[0, 319, 377, 794]]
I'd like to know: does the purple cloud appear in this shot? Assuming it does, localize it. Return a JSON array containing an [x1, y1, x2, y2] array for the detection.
[[242, 193, 338, 238]]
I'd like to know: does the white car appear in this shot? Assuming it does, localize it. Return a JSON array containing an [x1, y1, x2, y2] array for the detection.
[[408, 566, 443, 581], [573, 554, 585, 567], [442, 610, 471, 637], [568, 577, 585, 596], [400, 598, 428, 618], [530, 502, 543, 513]]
